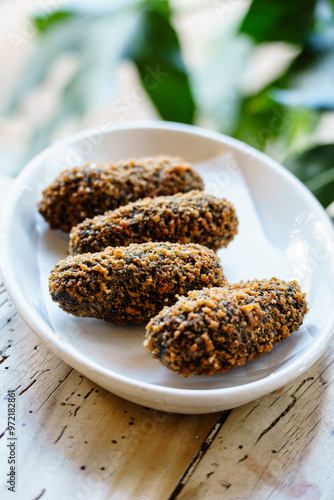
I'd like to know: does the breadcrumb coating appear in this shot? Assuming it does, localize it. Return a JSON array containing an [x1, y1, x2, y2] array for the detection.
[[144, 278, 308, 376], [49, 242, 226, 324], [38, 156, 204, 232], [69, 190, 238, 255]]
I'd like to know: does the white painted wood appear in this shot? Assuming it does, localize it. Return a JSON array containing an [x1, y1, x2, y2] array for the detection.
[[0, 278, 219, 500], [175, 343, 334, 500], [1, 177, 333, 499], [1, 272, 334, 500]]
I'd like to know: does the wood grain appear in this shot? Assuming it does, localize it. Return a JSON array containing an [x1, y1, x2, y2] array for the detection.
[[172, 343, 334, 500], [1, 273, 334, 500], [0, 274, 219, 499]]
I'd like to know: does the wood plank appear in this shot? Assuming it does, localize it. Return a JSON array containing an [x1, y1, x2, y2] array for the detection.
[[0, 280, 219, 500], [172, 339, 334, 500], [1, 260, 334, 500]]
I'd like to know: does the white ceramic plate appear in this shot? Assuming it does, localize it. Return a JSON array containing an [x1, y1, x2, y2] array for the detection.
[[2, 122, 334, 414]]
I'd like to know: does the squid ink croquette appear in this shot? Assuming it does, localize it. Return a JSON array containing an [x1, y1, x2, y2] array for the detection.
[[69, 190, 238, 255], [38, 156, 204, 232], [144, 278, 308, 376], [49, 242, 226, 324]]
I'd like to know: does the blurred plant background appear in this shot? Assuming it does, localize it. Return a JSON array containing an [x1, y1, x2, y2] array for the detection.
[[1, 0, 334, 215]]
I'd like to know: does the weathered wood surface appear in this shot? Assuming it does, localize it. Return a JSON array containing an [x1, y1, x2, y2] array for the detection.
[[0, 175, 333, 500], [1, 271, 334, 500]]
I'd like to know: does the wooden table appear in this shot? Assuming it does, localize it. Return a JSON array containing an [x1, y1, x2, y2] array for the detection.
[[1, 176, 333, 500]]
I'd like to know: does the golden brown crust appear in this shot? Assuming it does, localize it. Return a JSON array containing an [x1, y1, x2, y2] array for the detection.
[[38, 156, 204, 232], [69, 190, 238, 255], [144, 278, 308, 376], [49, 242, 226, 324]]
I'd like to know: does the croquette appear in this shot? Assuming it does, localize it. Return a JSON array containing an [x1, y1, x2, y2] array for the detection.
[[69, 190, 238, 255], [144, 278, 308, 376], [38, 156, 204, 232], [49, 242, 226, 324]]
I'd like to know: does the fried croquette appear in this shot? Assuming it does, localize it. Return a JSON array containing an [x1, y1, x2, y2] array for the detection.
[[49, 242, 226, 324], [144, 278, 308, 376], [38, 156, 204, 232], [69, 190, 238, 255]]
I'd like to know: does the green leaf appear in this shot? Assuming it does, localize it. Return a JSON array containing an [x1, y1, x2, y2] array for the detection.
[[3, 17, 92, 114], [269, 21, 334, 110], [3, 0, 143, 115], [126, 5, 195, 123], [231, 94, 287, 151], [271, 51, 334, 110], [33, 10, 76, 33], [284, 144, 334, 207], [240, 0, 318, 44], [230, 5, 332, 151], [193, 29, 251, 135], [32, 0, 141, 32], [278, 107, 320, 152], [143, 0, 172, 17], [60, 13, 138, 115], [24, 11, 139, 158]]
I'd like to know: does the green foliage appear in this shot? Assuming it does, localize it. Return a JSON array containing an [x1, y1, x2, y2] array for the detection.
[[285, 145, 334, 208], [232, 95, 286, 151], [193, 27, 251, 135], [240, 0, 317, 44], [2, 0, 334, 210], [33, 10, 76, 34], [2, 0, 194, 158], [231, 0, 334, 208], [126, 7, 195, 123]]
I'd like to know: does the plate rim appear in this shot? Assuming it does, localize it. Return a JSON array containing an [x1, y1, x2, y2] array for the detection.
[[2, 120, 334, 411]]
